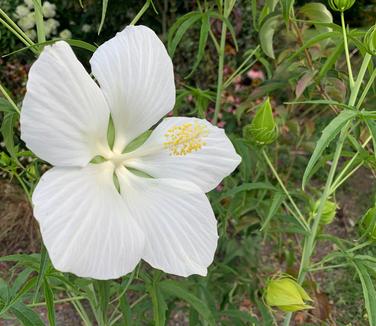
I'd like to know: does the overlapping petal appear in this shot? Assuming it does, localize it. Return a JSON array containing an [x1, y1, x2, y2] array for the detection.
[[32, 162, 145, 280], [116, 167, 218, 277], [123, 117, 241, 192], [21, 41, 111, 167], [90, 25, 175, 152]]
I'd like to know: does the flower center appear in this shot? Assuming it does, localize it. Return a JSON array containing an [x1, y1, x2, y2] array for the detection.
[[163, 121, 209, 156]]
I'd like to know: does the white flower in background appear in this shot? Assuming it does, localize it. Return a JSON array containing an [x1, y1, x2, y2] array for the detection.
[[15, 4, 30, 18], [82, 24, 91, 33], [42, 1, 56, 18], [24, 0, 34, 9], [44, 18, 59, 37], [18, 12, 35, 31], [25, 29, 36, 41], [59, 29, 72, 39], [20, 26, 241, 280]]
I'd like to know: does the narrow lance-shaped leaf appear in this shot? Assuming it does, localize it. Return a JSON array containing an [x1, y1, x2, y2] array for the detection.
[[302, 110, 358, 188], [259, 14, 281, 59], [186, 12, 210, 78], [353, 260, 376, 326]]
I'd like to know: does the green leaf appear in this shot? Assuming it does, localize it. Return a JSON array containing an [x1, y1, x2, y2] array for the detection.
[[119, 295, 132, 326], [300, 3, 332, 24], [98, 0, 109, 35], [303, 110, 358, 188], [318, 41, 344, 78], [4, 39, 97, 57], [260, 192, 285, 230], [160, 280, 215, 325], [10, 303, 44, 326], [282, 0, 294, 23], [168, 12, 201, 57], [1, 111, 19, 163], [259, 13, 281, 59], [34, 246, 49, 302], [353, 260, 376, 326], [186, 12, 210, 78], [220, 182, 276, 199], [43, 278, 56, 326], [0, 98, 14, 113]]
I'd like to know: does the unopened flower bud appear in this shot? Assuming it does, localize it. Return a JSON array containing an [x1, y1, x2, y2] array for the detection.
[[360, 207, 376, 240], [313, 199, 337, 225], [328, 0, 355, 12], [364, 24, 376, 56], [243, 97, 277, 145], [265, 276, 313, 312]]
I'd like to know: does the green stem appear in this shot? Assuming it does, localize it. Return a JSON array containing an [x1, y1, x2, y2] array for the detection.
[[341, 12, 354, 89], [262, 149, 310, 231], [28, 296, 86, 307], [356, 68, 376, 110], [213, 19, 227, 125], [130, 0, 152, 25], [349, 53, 372, 107], [308, 263, 348, 272], [330, 135, 372, 194]]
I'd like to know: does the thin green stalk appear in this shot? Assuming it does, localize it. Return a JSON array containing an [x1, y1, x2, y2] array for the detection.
[[330, 135, 372, 194], [0, 83, 20, 114], [308, 263, 348, 272], [130, 0, 153, 25], [341, 12, 354, 89], [28, 296, 86, 307], [262, 149, 310, 231], [0, 9, 35, 46], [349, 53, 372, 107], [356, 68, 376, 110], [213, 19, 227, 125]]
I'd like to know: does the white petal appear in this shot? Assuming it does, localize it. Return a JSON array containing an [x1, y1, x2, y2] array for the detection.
[[90, 25, 175, 152], [21, 41, 110, 167], [116, 167, 218, 277], [32, 162, 145, 280], [124, 117, 241, 192]]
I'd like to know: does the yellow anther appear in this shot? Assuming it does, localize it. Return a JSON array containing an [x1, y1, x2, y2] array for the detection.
[[163, 121, 209, 156]]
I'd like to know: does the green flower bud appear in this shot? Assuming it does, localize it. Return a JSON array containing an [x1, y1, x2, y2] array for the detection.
[[360, 207, 376, 240], [364, 24, 376, 56], [313, 199, 337, 225], [328, 0, 355, 12], [265, 276, 313, 312], [243, 97, 278, 145]]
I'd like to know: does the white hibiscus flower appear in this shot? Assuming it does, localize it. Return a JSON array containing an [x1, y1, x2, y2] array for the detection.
[[20, 25, 241, 280]]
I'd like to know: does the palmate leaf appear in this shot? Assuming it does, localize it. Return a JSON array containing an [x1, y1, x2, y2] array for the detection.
[[302, 110, 358, 188]]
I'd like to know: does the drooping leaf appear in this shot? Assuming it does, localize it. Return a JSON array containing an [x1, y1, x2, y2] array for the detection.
[[98, 0, 109, 34], [259, 13, 281, 59], [168, 12, 201, 57], [186, 12, 210, 78]]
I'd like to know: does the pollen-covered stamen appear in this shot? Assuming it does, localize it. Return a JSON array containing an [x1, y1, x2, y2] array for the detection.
[[163, 121, 209, 156]]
